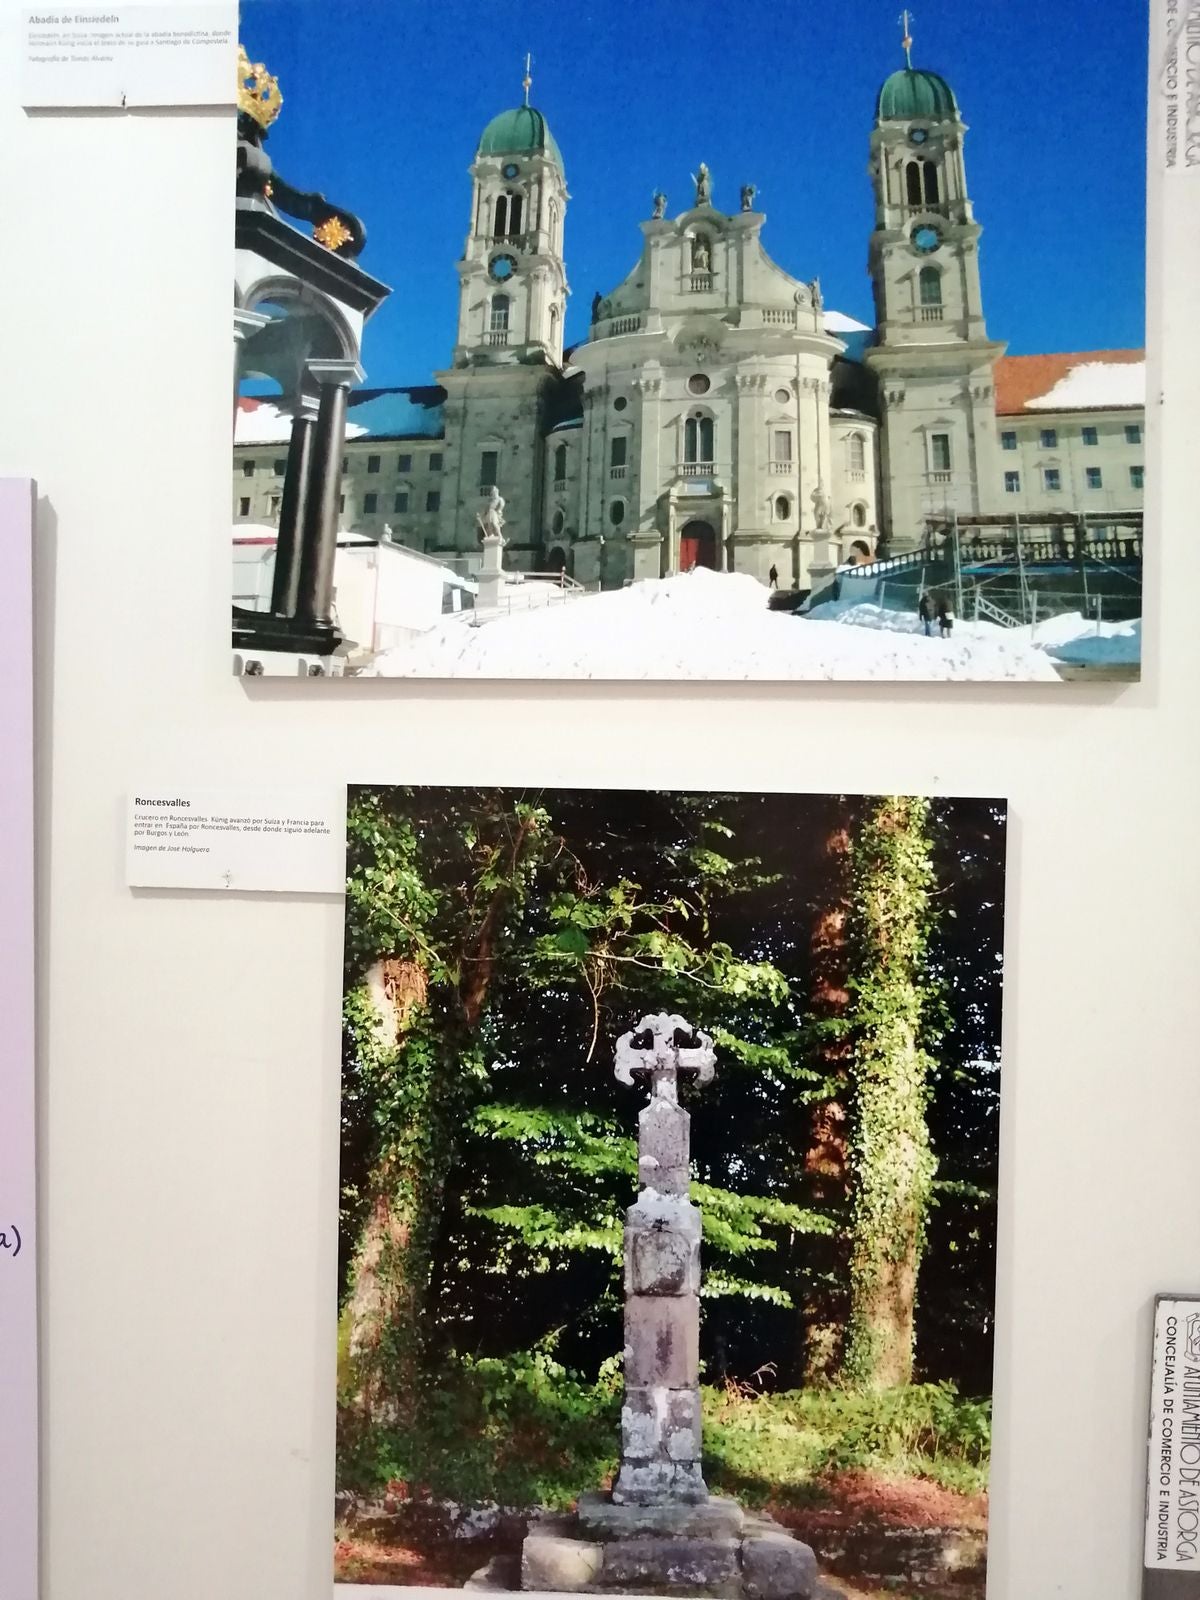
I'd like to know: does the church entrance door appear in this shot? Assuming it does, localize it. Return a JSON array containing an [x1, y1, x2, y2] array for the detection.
[[679, 520, 717, 572]]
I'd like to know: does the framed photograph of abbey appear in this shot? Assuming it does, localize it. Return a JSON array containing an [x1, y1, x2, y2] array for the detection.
[[335, 786, 1007, 1596], [232, 2, 1146, 681]]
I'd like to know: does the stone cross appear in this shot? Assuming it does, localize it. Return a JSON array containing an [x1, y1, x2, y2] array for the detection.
[[612, 1014, 714, 1506]]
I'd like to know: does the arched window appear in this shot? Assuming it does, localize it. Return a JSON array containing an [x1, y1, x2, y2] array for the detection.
[[554, 443, 568, 483], [919, 266, 942, 306], [905, 162, 922, 205], [548, 198, 558, 248], [852, 503, 868, 528], [551, 508, 565, 536], [549, 304, 559, 346], [494, 191, 523, 238], [775, 495, 790, 521], [848, 432, 866, 473], [684, 414, 715, 464], [490, 294, 510, 332], [923, 162, 940, 204], [609, 500, 626, 526]]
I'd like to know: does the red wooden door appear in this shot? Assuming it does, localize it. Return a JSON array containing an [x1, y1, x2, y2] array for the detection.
[[680, 522, 716, 571]]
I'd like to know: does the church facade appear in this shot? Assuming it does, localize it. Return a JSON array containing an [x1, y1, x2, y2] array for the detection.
[[233, 54, 1146, 593]]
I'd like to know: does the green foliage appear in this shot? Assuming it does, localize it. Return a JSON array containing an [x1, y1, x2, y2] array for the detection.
[[338, 1350, 622, 1509]]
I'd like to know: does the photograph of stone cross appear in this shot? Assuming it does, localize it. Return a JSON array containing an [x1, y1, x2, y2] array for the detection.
[[519, 1013, 822, 1599], [611, 1013, 713, 1506]]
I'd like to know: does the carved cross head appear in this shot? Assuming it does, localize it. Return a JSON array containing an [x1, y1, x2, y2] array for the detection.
[[614, 1013, 715, 1103]]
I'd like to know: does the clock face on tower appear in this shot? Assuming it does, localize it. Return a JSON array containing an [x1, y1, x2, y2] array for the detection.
[[502, 162, 520, 179], [489, 253, 518, 282], [911, 224, 941, 254], [909, 127, 929, 145]]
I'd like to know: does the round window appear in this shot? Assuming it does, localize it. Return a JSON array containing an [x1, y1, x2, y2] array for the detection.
[[911, 224, 941, 254], [774, 387, 791, 405], [613, 396, 628, 412], [609, 500, 626, 526], [909, 127, 929, 146], [687, 374, 711, 396]]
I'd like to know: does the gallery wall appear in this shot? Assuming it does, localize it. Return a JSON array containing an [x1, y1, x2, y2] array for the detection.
[[1, 4, 1197, 1599]]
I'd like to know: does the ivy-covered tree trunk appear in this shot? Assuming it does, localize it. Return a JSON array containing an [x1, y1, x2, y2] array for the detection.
[[798, 813, 854, 1384], [339, 793, 545, 1413], [842, 796, 938, 1392]]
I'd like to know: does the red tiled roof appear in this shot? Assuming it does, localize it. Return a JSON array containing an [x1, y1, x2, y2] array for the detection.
[[994, 350, 1144, 415]]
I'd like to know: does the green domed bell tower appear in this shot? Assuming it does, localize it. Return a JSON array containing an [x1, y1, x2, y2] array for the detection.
[[865, 15, 1006, 547], [453, 59, 569, 366]]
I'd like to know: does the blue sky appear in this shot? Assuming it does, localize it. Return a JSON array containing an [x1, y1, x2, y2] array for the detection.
[[241, 0, 1148, 386]]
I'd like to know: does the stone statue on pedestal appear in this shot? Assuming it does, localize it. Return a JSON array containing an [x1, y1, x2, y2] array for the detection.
[[740, 183, 756, 212], [652, 191, 667, 219], [477, 484, 506, 545], [811, 481, 833, 532], [692, 163, 712, 206]]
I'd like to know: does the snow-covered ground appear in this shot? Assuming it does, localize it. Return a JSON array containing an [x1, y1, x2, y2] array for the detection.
[[368, 569, 1067, 682], [807, 598, 1141, 670]]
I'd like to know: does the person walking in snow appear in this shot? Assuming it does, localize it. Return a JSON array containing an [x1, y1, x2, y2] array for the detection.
[[918, 591, 935, 637], [768, 563, 779, 590], [937, 595, 955, 639]]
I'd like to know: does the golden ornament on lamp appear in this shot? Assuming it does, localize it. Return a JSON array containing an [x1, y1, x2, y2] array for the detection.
[[237, 44, 283, 129], [313, 216, 354, 252]]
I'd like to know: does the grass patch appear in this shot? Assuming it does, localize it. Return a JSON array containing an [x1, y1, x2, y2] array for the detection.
[[339, 1356, 989, 1508]]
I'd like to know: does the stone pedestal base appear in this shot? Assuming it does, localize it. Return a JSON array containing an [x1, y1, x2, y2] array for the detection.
[[518, 1496, 820, 1599]]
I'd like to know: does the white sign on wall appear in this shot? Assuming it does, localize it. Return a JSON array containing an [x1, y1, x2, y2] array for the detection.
[[21, 4, 236, 109], [1145, 1296, 1200, 1574], [125, 789, 347, 894]]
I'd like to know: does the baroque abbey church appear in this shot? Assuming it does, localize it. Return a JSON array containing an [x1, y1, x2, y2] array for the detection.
[[233, 43, 1147, 595]]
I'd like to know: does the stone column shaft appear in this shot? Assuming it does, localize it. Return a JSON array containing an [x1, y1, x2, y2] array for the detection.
[[295, 379, 349, 631], [270, 411, 315, 619]]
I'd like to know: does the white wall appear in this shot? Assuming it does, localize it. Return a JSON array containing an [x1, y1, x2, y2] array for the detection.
[[1, 10, 1196, 1600]]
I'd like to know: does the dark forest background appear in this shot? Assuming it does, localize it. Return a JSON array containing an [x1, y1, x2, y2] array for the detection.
[[335, 788, 1005, 1514]]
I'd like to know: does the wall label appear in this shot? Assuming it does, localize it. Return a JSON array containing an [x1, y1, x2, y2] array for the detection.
[[22, 4, 236, 109], [126, 789, 346, 893]]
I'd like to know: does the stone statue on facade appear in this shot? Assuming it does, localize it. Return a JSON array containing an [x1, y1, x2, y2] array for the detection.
[[477, 484, 506, 545], [691, 235, 712, 272], [808, 276, 823, 311], [591, 290, 603, 323], [740, 183, 756, 212], [692, 163, 712, 206], [652, 190, 667, 219], [811, 481, 833, 532]]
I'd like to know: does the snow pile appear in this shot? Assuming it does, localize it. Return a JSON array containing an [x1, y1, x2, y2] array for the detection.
[[1024, 359, 1145, 412], [369, 569, 1062, 682], [824, 310, 871, 333], [235, 399, 368, 444], [807, 599, 1141, 670], [1033, 613, 1141, 666]]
